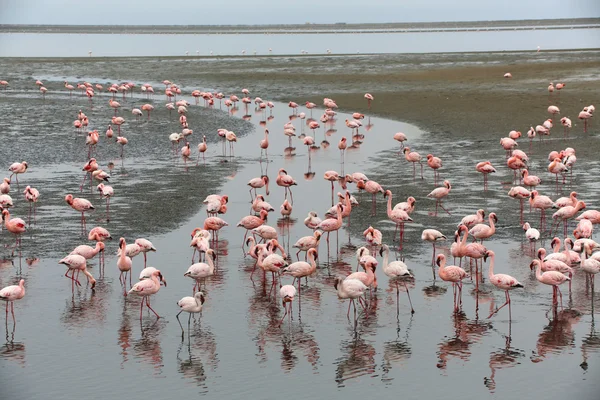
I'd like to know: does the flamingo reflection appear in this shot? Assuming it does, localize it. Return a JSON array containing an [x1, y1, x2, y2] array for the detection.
[[483, 336, 525, 392]]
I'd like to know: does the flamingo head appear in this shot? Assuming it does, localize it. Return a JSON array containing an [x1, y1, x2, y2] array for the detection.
[[490, 213, 498, 224], [435, 254, 444, 267], [206, 249, 216, 261]]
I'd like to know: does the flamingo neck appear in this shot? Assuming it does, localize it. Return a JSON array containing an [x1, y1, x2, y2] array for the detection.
[[206, 254, 215, 273], [535, 261, 543, 281], [386, 194, 392, 216], [487, 254, 495, 280], [382, 249, 389, 270]]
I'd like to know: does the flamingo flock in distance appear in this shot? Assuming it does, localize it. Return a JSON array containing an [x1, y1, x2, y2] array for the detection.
[[0, 70, 598, 341]]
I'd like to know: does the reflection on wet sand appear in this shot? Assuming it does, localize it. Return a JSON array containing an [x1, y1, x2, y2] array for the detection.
[[531, 309, 582, 362], [436, 311, 492, 371], [335, 333, 377, 387], [483, 336, 525, 392], [132, 319, 166, 375], [381, 319, 413, 384], [60, 281, 110, 329], [176, 325, 219, 390], [0, 337, 25, 367]]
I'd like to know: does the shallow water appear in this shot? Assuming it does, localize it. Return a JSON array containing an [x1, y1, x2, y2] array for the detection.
[[0, 27, 599, 57], [0, 65, 599, 400]]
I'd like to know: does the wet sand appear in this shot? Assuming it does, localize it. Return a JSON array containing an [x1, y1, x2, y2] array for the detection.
[[1, 50, 600, 400]]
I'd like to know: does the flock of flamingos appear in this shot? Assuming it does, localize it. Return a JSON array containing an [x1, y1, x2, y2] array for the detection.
[[0, 74, 598, 337]]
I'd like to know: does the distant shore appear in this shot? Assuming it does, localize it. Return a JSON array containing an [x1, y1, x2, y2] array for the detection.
[[1, 18, 599, 35]]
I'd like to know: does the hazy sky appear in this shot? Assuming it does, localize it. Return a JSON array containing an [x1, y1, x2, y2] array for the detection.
[[0, 0, 598, 25]]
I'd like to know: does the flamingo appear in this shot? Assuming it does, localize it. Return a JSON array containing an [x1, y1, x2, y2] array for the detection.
[[176, 291, 205, 338], [469, 212, 498, 243], [316, 204, 343, 251], [435, 254, 467, 312], [2, 209, 25, 254], [459, 209, 485, 229], [363, 226, 382, 247], [426, 180, 452, 216], [380, 244, 415, 314], [523, 222, 540, 253], [485, 250, 524, 319], [323, 170, 340, 206], [259, 129, 269, 160], [530, 190, 557, 232], [127, 269, 164, 320], [279, 285, 297, 326], [403, 147, 423, 179], [393, 132, 407, 151], [184, 249, 216, 293], [226, 131, 237, 156], [65, 194, 94, 230], [116, 238, 133, 289], [476, 161, 496, 190], [70, 241, 105, 262], [292, 233, 321, 261], [581, 243, 600, 292], [237, 210, 268, 245], [304, 211, 322, 230], [426, 154, 442, 184], [551, 200, 586, 237], [96, 183, 113, 221], [365, 180, 384, 215], [0, 279, 25, 324], [59, 254, 96, 289], [282, 248, 318, 294], [383, 190, 412, 250], [364, 93, 374, 110], [334, 277, 368, 323], [276, 169, 297, 204], [531, 259, 570, 308], [422, 229, 447, 269], [8, 161, 28, 185], [508, 186, 530, 224]]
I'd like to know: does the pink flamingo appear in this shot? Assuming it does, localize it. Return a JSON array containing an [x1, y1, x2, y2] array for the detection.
[[523, 222, 540, 253], [184, 249, 216, 293], [485, 250, 524, 319], [2, 209, 25, 254], [116, 237, 133, 290], [70, 241, 105, 263], [292, 232, 322, 261], [436, 254, 467, 312], [23, 185, 39, 221], [0, 279, 25, 324], [237, 210, 268, 245], [379, 244, 414, 313], [65, 194, 94, 231], [531, 259, 570, 308], [59, 254, 96, 289], [338, 137, 347, 173], [197, 135, 208, 165], [278, 285, 297, 326], [323, 170, 340, 206], [469, 212, 498, 243], [282, 248, 318, 293], [551, 200, 586, 237], [427, 180, 451, 216], [476, 161, 496, 190], [127, 269, 164, 320], [317, 204, 343, 252], [422, 229, 447, 270], [522, 170, 541, 189], [8, 161, 28, 186], [508, 186, 530, 224], [426, 154, 442, 184], [96, 183, 113, 221], [530, 190, 556, 232], [0, 177, 10, 194], [393, 132, 408, 151], [548, 158, 568, 190], [276, 169, 297, 204], [259, 129, 269, 160], [334, 277, 368, 323], [364, 93, 374, 110], [176, 292, 205, 337], [116, 136, 128, 157], [459, 209, 485, 229], [383, 190, 413, 250], [363, 226, 382, 246], [403, 147, 423, 179], [365, 179, 384, 215]]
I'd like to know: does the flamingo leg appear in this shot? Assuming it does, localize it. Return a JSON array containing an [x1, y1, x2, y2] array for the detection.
[[145, 297, 160, 318], [176, 310, 185, 337], [403, 281, 415, 314]]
